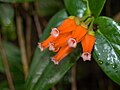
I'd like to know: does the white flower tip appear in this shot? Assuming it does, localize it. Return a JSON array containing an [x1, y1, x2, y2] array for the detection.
[[81, 52, 91, 61], [51, 28, 59, 38], [51, 57, 59, 64], [68, 38, 77, 48], [38, 43, 44, 51], [49, 43, 55, 51]]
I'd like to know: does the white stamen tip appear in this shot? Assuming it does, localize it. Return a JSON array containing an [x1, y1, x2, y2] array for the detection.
[[49, 43, 55, 51], [81, 52, 91, 61], [68, 38, 77, 48], [51, 57, 59, 64], [38, 43, 44, 51], [51, 28, 59, 38]]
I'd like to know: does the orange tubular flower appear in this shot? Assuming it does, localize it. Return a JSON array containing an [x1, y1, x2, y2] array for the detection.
[[67, 26, 88, 48], [51, 45, 73, 64], [49, 32, 72, 52], [81, 33, 96, 61], [38, 35, 55, 51], [38, 15, 96, 64], [38, 28, 60, 51], [58, 17, 77, 33], [38, 16, 77, 52]]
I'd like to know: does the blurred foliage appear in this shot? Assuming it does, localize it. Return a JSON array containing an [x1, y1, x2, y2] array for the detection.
[[0, 42, 24, 90], [0, 0, 33, 3], [0, 4, 16, 40], [36, 0, 63, 17]]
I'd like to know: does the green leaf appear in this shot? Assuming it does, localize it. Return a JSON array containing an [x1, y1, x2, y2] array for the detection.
[[88, 0, 106, 17], [26, 9, 82, 90], [0, 80, 25, 90], [64, 0, 91, 17], [35, 0, 63, 16], [0, 3, 16, 40], [0, 41, 22, 73], [93, 16, 120, 85], [64, 0, 106, 17], [0, 0, 33, 3], [0, 4, 14, 25], [0, 41, 25, 90]]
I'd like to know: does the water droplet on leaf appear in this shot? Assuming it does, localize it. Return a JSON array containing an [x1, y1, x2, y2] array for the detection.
[[112, 64, 117, 69], [99, 60, 103, 64]]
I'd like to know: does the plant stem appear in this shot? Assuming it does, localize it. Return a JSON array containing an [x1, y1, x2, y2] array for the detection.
[[33, 11, 42, 38], [106, 0, 111, 17], [0, 35, 15, 90], [26, 12, 32, 64], [16, 13, 29, 79], [113, 12, 120, 22], [88, 17, 94, 31], [71, 63, 77, 90], [52, 86, 56, 90]]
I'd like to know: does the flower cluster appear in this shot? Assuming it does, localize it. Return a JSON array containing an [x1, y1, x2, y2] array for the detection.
[[38, 16, 96, 64]]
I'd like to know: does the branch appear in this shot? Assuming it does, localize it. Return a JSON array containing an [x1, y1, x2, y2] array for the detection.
[[0, 35, 15, 90], [71, 63, 77, 90], [33, 11, 42, 38], [113, 12, 120, 22], [16, 13, 29, 79], [25, 11, 32, 64]]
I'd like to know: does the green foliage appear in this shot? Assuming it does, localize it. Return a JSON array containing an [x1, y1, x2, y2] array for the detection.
[[0, 41, 22, 73], [88, 0, 106, 17], [0, 0, 33, 3], [36, 0, 63, 17], [0, 42, 25, 90], [64, 0, 89, 17], [0, 4, 16, 40], [94, 16, 120, 85]]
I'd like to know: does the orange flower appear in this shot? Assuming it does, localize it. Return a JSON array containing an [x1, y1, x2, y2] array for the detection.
[[49, 32, 72, 52], [81, 33, 96, 61], [49, 25, 88, 64], [38, 35, 55, 51], [38, 16, 96, 64], [58, 17, 77, 34], [67, 26, 87, 48], [38, 17, 77, 52], [38, 28, 60, 51], [51, 45, 73, 64]]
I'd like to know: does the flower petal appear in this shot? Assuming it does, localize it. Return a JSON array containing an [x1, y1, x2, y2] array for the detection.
[[81, 52, 91, 61], [71, 26, 87, 42], [38, 35, 55, 51], [52, 33, 72, 48], [49, 42, 60, 52], [58, 18, 77, 33], [51, 28, 59, 38], [51, 46, 73, 64], [81, 34, 96, 53], [67, 38, 77, 48]]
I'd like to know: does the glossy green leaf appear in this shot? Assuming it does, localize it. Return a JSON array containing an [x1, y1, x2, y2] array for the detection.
[[64, 0, 106, 17], [0, 0, 33, 3], [93, 17, 120, 85], [36, 0, 63, 16], [0, 4, 16, 40], [88, 0, 106, 17], [64, 0, 90, 17], [26, 9, 82, 90]]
